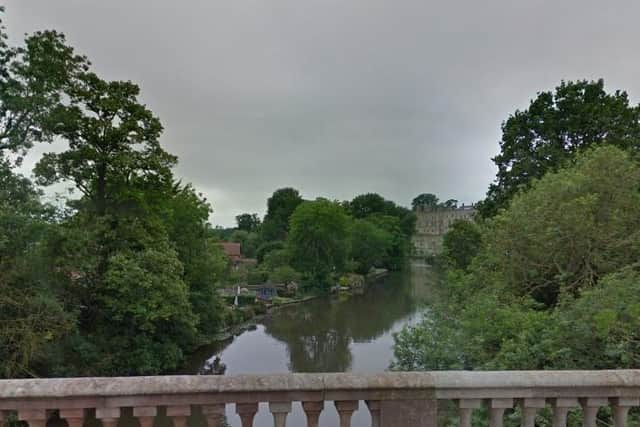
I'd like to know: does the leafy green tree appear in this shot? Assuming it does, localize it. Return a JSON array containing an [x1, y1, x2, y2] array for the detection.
[[442, 220, 482, 270], [288, 199, 350, 286], [483, 145, 640, 306], [394, 146, 640, 374], [261, 188, 303, 241], [411, 193, 439, 209], [161, 183, 227, 337], [235, 213, 261, 232], [479, 79, 640, 217], [348, 193, 390, 218], [347, 193, 416, 238], [441, 199, 458, 208], [230, 229, 261, 259], [348, 219, 392, 274], [34, 71, 175, 215], [0, 162, 73, 378], [269, 265, 300, 285], [552, 268, 640, 369], [256, 240, 286, 263], [262, 248, 291, 271], [93, 242, 197, 375], [366, 214, 410, 270], [0, 9, 88, 164]]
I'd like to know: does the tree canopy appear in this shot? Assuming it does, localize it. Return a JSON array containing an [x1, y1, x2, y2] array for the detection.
[[478, 79, 640, 217], [0, 9, 88, 164], [394, 146, 640, 374], [261, 187, 303, 241], [288, 199, 350, 286]]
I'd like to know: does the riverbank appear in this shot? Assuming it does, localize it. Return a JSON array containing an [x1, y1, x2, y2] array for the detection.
[[182, 264, 436, 379], [202, 269, 391, 347]]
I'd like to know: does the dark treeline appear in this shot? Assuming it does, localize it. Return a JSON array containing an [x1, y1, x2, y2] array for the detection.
[[394, 79, 640, 374], [220, 188, 416, 291]]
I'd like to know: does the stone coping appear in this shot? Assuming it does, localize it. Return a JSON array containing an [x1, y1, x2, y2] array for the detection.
[[1, 371, 640, 399]]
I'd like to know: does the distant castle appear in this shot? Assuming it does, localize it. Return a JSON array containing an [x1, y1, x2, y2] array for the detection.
[[412, 203, 475, 257]]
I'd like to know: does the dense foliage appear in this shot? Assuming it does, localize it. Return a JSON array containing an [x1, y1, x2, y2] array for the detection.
[[223, 189, 416, 292], [478, 79, 640, 218], [394, 146, 640, 372], [0, 13, 228, 377]]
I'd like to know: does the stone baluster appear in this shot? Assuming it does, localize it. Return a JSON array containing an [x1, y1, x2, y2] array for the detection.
[[489, 398, 513, 427], [552, 398, 579, 427], [18, 410, 47, 427], [365, 401, 381, 427], [611, 398, 639, 427], [458, 399, 482, 427], [96, 408, 121, 427], [133, 406, 157, 427], [520, 398, 545, 427], [302, 401, 324, 427], [269, 402, 292, 427], [202, 404, 226, 427], [235, 403, 258, 427], [60, 409, 86, 427], [334, 401, 358, 427], [167, 405, 191, 427], [580, 398, 607, 427]]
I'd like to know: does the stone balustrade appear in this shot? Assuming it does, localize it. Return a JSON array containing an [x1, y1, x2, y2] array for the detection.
[[1, 370, 640, 426]]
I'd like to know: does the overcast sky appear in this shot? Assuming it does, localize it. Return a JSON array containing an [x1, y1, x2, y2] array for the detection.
[[7, 0, 640, 226]]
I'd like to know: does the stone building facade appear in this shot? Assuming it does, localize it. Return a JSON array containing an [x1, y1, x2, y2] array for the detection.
[[412, 204, 475, 257]]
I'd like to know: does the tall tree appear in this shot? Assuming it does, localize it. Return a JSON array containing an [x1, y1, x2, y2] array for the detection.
[[0, 161, 73, 378], [235, 213, 260, 232], [34, 72, 175, 215], [288, 199, 349, 286], [483, 145, 640, 306], [261, 187, 303, 241], [348, 218, 392, 274], [30, 62, 199, 375], [0, 8, 88, 164], [411, 193, 439, 210], [348, 193, 389, 218], [479, 79, 640, 217]]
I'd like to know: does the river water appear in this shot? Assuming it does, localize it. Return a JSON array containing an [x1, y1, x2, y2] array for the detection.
[[186, 262, 436, 426]]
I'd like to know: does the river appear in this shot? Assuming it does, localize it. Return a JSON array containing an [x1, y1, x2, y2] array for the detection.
[[185, 262, 437, 426]]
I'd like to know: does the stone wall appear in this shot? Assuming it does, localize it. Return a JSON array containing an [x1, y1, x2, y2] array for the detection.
[[412, 205, 475, 257]]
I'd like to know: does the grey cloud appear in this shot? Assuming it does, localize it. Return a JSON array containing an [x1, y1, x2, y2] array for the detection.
[[8, 0, 640, 225]]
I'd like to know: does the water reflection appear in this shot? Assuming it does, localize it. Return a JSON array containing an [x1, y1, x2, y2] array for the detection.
[[188, 263, 436, 375], [181, 264, 437, 427]]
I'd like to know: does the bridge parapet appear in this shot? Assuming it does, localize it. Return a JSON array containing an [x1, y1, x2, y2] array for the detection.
[[1, 371, 640, 426]]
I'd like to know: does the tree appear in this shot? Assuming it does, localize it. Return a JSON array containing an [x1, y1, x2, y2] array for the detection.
[[348, 193, 389, 218], [347, 193, 416, 238], [442, 220, 482, 270], [411, 193, 439, 210], [366, 214, 410, 270], [552, 268, 640, 369], [288, 199, 350, 286], [441, 199, 458, 208], [348, 219, 392, 274], [479, 79, 640, 217], [0, 9, 88, 164], [483, 145, 640, 306], [34, 72, 175, 215], [161, 183, 227, 337], [261, 188, 303, 241], [230, 229, 261, 259], [93, 242, 197, 375], [0, 161, 73, 378], [235, 213, 260, 232]]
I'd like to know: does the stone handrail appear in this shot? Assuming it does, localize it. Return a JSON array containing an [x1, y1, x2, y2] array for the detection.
[[1, 371, 639, 426]]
